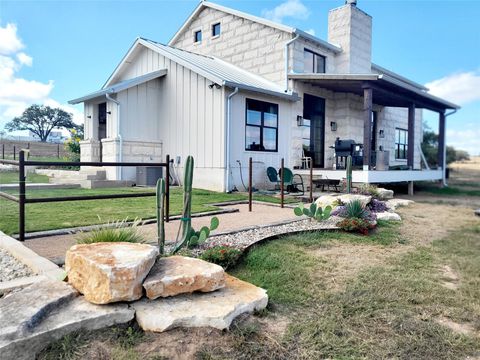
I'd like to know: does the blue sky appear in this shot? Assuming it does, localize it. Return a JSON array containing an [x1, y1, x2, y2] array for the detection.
[[1, 0, 479, 154]]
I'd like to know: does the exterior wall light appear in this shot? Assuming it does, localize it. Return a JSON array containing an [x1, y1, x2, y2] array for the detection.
[[297, 115, 304, 126], [330, 121, 337, 131], [87, 115, 92, 119], [379, 129, 385, 138]]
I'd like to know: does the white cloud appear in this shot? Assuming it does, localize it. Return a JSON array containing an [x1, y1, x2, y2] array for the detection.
[[447, 128, 480, 156], [425, 70, 480, 106], [0, 22, 83, 135], [0, 23, 24, 55], [17, 52, 32, 66], [262, 0, 310, 23], [305, 28, 316, 36]]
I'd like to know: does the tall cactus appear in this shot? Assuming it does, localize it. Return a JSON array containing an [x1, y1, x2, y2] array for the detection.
[[156, 177, 166, 255], [172, 155, 194, 254], [346, 155, 353, 194]]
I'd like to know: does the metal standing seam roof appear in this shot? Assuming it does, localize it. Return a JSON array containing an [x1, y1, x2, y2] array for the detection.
[[141, 38, 299, 101], [68, 69, 167, 104]]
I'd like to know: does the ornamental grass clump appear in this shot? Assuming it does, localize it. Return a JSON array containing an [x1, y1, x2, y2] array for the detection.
[[76, 219, 145, 244]]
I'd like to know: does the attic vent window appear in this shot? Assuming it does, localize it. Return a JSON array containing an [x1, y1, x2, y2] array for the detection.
[[212, 23, 221, 37], [194, 30, 202, 43]]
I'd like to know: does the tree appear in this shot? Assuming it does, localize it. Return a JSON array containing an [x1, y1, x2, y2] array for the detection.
[[5, 104, 78, 142], [421, 122, 470, 167]]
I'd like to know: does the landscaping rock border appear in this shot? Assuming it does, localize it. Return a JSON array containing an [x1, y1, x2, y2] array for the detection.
[[0, 232, 65, 295]]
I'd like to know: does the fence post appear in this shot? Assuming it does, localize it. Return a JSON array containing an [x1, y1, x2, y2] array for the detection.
[[248, 157, 252, 212], [280, 158, 284, 208], [27, 142, 30, 149], [165, 154, 170, 222], [57, 143, 60, 158], [309, 164, 313, 203], [13, 145, 16, 160], [2, 144, 4, 159], [18, 150, 26, 241]]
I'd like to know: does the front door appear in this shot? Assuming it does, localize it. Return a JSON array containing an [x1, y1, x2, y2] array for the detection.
[[303, 94, 325, 168]]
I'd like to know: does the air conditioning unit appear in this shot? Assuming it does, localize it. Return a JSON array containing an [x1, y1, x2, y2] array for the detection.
[[136, 166, 163, 186]]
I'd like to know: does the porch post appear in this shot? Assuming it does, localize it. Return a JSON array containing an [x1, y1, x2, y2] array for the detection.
[[438, 111, 446, 184], [407, 103, 416, 169], [363, 86, 373, 170]]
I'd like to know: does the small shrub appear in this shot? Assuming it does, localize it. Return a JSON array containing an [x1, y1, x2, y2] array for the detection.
[[201, 245, 242, 270], [368, 199, 389, 213], [355, 183, 379, 197], [76, 219, 144, 244], [330, 205, 347, 217], [337, 217, 375, 235]]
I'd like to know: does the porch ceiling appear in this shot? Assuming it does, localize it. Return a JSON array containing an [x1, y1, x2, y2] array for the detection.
[[289, 73, 460, 112]]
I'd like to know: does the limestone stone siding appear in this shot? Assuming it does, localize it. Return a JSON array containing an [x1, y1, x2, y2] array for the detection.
[[327, 4, 372, 73], [80, 139, 101, 163], [171, 7, 291, 86], [100, 139, 163, 181]]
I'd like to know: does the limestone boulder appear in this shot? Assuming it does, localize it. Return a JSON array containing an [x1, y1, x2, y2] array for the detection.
[[376, 212, 401, 221], [386, 199, 414, 211], [143, 256, 225, 299], [315, 195, 338, 209], [134, 275, 268, 332], [337, 194, 372, 208], [377, 188, 394, 200], [0, 280, 134, 360], [65, 242, 158, 304]]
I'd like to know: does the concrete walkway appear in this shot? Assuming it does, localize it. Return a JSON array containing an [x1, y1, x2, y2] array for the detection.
[[24, 203, 298, 263]]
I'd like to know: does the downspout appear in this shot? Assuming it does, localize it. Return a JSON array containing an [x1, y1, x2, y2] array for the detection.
[[106, 93, 122, 180], [442, 109, 457, 187], [225, 87, 239, 192], [284, 35, 300, 92]]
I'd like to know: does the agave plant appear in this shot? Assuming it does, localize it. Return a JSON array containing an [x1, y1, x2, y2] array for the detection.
[[294, 202, 332, 222], [345, 199, 369, 219]]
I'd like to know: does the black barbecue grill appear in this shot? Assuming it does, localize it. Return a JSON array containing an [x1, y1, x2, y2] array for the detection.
[[331, 138, 364, 169]]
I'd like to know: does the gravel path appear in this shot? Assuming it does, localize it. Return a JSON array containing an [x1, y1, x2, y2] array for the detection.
[[178, 217, 341, 256], [0, 248, 34, 282]]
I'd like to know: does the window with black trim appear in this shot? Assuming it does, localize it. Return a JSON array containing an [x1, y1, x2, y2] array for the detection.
[[194, 30, 202, 43], [395, 128, 408, 159], [304, 49, 326, 73], [245, 99, 278, 152], [212, 23, 221, 37]]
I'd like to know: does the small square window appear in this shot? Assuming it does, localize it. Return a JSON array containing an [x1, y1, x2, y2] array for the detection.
[[194, 30, 202, 43], [212, 23, 221, 37]]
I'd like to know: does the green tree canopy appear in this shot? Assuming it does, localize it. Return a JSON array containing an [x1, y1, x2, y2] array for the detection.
[[5, 104, 78, 142]]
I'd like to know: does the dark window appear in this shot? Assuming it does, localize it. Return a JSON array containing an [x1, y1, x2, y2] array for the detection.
[[98, 103, 107, 124], [395, 128, 408, 159], [245, 99, 278, 152], [194, 30, 202, 43], [212, 23, 221, 37], [304, 49, 326, 73]]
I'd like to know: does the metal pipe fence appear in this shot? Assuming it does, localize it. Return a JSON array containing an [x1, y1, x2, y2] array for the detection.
[[0, 150, 170, 241]]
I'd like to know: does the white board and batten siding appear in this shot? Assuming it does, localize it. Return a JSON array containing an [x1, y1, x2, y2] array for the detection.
[[228, 90, 294, 191], [113, 46, 227, 191]]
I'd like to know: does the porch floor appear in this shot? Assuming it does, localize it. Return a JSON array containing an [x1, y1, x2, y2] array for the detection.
[[294, 168, 443, 183]]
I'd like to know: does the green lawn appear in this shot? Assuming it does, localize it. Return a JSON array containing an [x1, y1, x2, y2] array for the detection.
[[416, 182, 480, 197], [0, 187, 294, 235], [0, 171, 50, 185]]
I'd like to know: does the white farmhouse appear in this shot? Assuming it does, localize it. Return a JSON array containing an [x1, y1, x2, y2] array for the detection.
[[69, 0, 458, 192]]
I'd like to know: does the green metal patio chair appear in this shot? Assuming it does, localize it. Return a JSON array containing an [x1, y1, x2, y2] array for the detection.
[[280, 167, 305, 195]]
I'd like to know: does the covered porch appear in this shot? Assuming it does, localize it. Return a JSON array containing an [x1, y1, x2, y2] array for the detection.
[[289, 73, 459, 192]]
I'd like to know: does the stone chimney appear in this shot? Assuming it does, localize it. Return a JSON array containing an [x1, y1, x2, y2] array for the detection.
[[328, 0, 372, 73]]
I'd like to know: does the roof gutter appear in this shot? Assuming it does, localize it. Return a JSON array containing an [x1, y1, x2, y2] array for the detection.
[[105, 92, 122, 181], [442, 109, 457, 187], [225, 87, 239, 192], [284, 35, 300, 92]]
